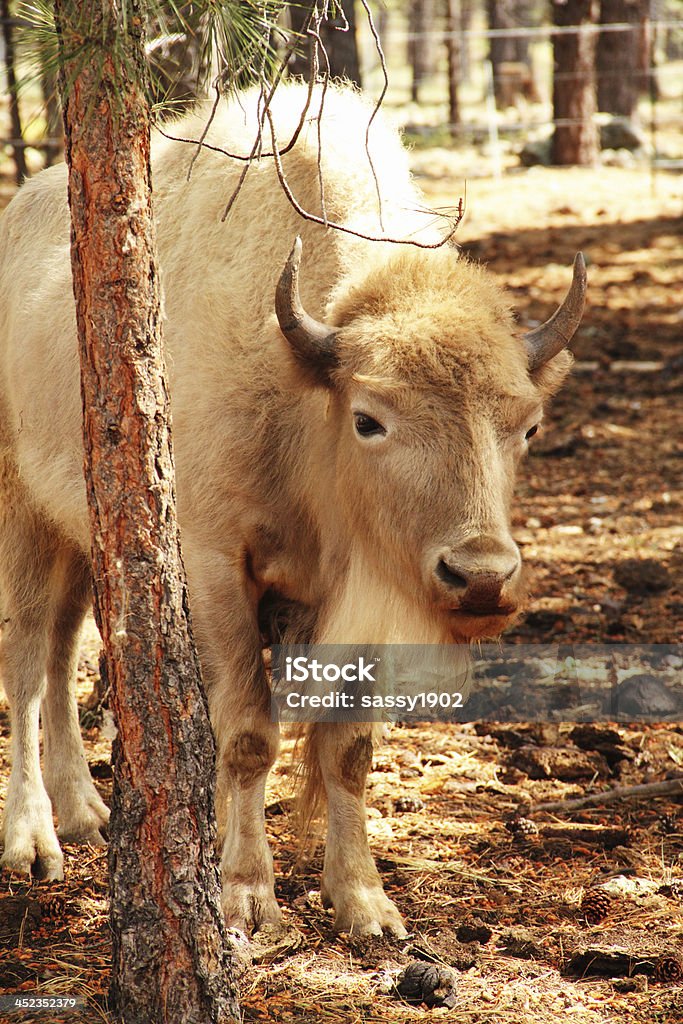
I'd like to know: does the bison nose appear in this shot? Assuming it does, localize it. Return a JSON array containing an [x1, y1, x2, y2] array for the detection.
[[434, 539, 520, 614]]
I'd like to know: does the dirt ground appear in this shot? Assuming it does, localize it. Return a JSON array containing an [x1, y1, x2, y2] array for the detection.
[[0, 156, 681, 1023]]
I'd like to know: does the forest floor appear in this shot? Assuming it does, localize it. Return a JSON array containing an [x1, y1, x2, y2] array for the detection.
[[0, 157, 682, 1023]]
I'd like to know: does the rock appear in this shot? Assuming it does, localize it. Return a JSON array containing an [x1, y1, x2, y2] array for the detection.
[[613, 558, 671, 595], [519, 138, 552, 167], [611, 675, 681, 718], [599, 118, 646, 152]]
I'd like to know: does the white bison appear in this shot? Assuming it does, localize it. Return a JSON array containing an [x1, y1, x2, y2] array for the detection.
[[0, 84, 585, 936]]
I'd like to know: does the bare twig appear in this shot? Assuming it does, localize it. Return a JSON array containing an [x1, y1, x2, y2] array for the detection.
[[530, 776, 683, 815], [186, 81, 221, 181], [358, 0, 389, 232], [305, 5, 330, 225], [157, 6, 319, 167], [158, 1, 465, 248], [265, 106, 464, 247]]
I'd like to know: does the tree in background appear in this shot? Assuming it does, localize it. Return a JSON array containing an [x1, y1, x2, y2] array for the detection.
[[1, 0, 28, 183], [289, 0, 362, 85], [487, 0, 518, 105], [596, 0, 648, 118], [551, 0, 600, 165], [146, 1, 209, 110], [408, 0, 438, 102], [445, 0, 461, 135]]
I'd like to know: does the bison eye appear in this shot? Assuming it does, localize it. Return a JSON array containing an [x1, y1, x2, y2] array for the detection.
[[525, 424, 539, 441], [354, 412, 386, 438]]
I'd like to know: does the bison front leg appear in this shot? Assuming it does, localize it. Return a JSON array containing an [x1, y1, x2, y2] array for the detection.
[[313, 723, 407, 937]]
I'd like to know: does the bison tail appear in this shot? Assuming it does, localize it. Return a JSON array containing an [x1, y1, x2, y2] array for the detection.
[[293, 721, 384, 854], [293, 724, 327, 851]]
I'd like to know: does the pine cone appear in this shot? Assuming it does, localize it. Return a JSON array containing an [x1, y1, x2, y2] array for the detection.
[[395, 796, 425, 814], [659, 812, 679, 835], [505, 816, 539, 838], [670, 879, 683, 902], [39, 893, 67, 918], [580, 889, 611, 925], [654, 954, 683, 983]]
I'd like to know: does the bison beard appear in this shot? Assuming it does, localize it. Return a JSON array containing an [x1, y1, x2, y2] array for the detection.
[[0, 83, 585, 937]]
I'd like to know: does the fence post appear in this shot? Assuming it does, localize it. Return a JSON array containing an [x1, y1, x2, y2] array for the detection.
[[484, 59, 502, 178]]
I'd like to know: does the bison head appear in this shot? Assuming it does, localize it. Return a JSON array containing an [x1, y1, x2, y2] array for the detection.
[[276, 238, 585, 644]]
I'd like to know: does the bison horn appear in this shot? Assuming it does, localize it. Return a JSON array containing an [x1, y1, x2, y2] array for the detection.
[[525, 252, 587, 371], [275, 237, 338, 372]]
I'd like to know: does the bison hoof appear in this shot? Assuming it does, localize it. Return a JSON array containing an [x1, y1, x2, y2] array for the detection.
[[322, 881, 408, 938], [56, 800, 110, 846], [48, 775, 110, 846], [1, 820, 64, 881], [58, 826, 107, 848], [221, 880, 283, 935]]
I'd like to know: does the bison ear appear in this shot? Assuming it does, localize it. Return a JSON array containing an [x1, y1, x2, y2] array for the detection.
[[524, 253, 587, 373], [275, 237, 338, 385]]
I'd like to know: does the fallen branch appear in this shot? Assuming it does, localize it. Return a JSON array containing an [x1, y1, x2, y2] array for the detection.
[[530, 776, 683, 814], [537, 822, 628, 847]]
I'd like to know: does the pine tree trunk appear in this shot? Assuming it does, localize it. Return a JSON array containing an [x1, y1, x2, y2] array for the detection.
[[459, 0, 474, 82], [596, 0, 645, 117], [52, 3, 239, 1022], [445, 0, 461, 138], [408, 0, 437, 103], [551, 0, 600, 166], [289, 0, 361, 86], [486, 0, 517, 108]]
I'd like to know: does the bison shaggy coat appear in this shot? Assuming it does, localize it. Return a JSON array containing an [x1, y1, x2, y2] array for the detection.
[[0, 84, 583, 936]]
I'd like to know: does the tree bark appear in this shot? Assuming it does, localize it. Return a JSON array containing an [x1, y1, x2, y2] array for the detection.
[[596, 0, 646, 118], [1, 0, 28, 183], [52, 3, 239, 1022], [551, 0, 600, 166]]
